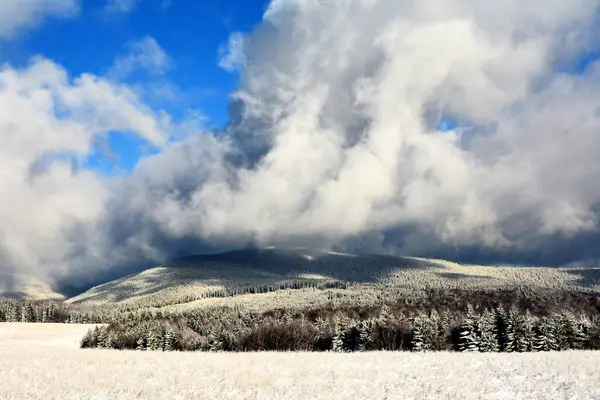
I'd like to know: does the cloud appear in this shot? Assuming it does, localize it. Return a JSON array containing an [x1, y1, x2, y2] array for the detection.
[[3, 0, 600, 292], [108, 37, 172, 79], [103, 0, 173, 14], [0, 57, 169, 288], [104, 0, 137, 14], [0, 0, 78, 38], [218, 33, 246, 72]]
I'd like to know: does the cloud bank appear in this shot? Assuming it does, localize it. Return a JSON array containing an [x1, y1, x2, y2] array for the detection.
[[2, 0, 600, 290]]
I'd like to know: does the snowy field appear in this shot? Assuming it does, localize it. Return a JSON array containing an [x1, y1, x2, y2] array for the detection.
[[1, 323, 599, 400]]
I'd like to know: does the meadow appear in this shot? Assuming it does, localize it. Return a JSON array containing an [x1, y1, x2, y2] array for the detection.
[[2, 250, 600, 399], [1, 323, 599, 400]]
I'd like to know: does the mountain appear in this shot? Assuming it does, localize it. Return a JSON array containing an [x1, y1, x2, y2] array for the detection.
[[0, 270, 65, 301], [64, 247, 600, 310]]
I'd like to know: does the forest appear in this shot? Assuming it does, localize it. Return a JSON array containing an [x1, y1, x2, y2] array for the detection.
[[3, 287, 599, 353]]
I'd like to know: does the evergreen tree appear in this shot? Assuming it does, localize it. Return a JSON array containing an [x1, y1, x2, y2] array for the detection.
[[6, 303, 19, 322], [498, 307, 516, 352], [21, 302, 35, 323], [331, 326, 345, 352], [533, 317, 558, 351], [104, 332, 116, 349], [411, 321, 424, 352], [96, 328, 108, 348], [378, 304, 394, 324], [147, 330, 163, 351], [458, 305, 478, 352], [510, 306, 530, 352], [136, 337, 146, 351], [476, 309, 499, 352], [518, 309, 535, 352], [574, 315, 592, 350], [554, 313, 572, 351], [164, 329, 176, 351], [355, 320, 373, 351], [91, 326, 100, 346]]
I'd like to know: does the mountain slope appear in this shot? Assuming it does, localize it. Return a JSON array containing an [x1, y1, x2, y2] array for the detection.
[[65, 248, 600, 309], [0, 271, 65, 301]]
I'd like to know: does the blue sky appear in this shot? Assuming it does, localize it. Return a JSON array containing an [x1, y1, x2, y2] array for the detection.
[[0, 0, 269, 173]]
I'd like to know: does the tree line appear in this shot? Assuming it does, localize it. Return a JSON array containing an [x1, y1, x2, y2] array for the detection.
[[79, 288, 600, 352]]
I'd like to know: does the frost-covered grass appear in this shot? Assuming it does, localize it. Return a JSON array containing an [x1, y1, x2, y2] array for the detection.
[[1, 323, 600, 400]]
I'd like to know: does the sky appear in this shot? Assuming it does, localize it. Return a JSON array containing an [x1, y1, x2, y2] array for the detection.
[[2, 0, 600, 291], [1, 0, 268, 173]]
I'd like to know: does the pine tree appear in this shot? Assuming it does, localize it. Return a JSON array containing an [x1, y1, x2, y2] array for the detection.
[[498, 307, 516, 352], [378, 304, 394, 324], [6, 303, 19, 322], [331, 329, 344, 352], [90, 326, 100, 347], [147, 331, 161, 351], [510, 306, 529, 352], [136, 337, 146, 351], [533, 317, 558, 351], [518, 309, 535, 352], [96, 328, 108, 348], [355, 320, 373, 351], [104, 332, 116, 349], [458, 305, 478, 352], [411, 322, 424, 352], [476, 309, 499, 352], [164, 329, 176, 351], [574, 315, 592, 350], [80, 329, 93, 348], [554, 312, 573, 351], [21, 302, 35, 323]]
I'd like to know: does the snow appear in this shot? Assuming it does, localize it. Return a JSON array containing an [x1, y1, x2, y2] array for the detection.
[[1, 323, 600, 400]]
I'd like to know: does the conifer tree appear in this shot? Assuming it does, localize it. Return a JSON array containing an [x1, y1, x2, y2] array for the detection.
[[411, 322, 424, 352], [476, 309, 499, 352], [96, 328, 108, 348], [510, 306, 530, 352], [147, 331, 160, 351], [378, 304, 394, 324], [574, 315, 592, 350], [21, 302, 35, 323], [458, 305, 478, 352], [136, 337, 146, 351], [519, 309, 535, 352], [331, 326, 345, 352], [533, 317, 558, 351], [164, 329, 176, 351], [498, 307, 516, 352], [554, 312, 573, 350], [355, 320, 373, 351], [6, 303, 19, 322], [91, 326, 100, 346]]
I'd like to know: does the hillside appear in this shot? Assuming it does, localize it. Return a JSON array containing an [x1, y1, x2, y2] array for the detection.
[[0, 271, 65, 301], [65, 247, 600, 310]]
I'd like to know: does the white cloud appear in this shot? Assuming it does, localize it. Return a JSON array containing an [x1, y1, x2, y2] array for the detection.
[[0, 0, 78, 38], [3, 0, 600, 290], [109, 37, 172, 79], [218, 32, 246, 72], [0, 58, 169, 286]]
